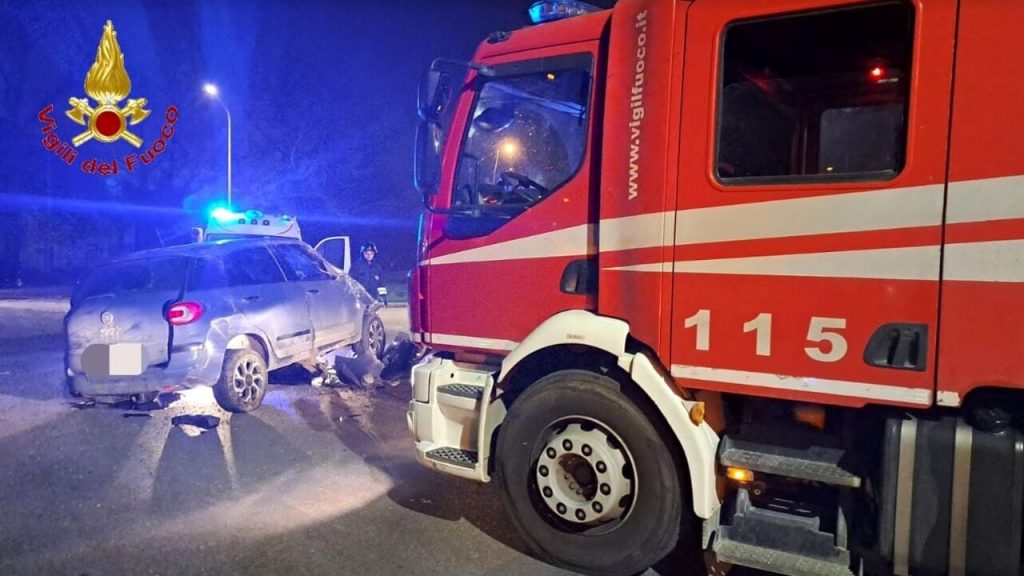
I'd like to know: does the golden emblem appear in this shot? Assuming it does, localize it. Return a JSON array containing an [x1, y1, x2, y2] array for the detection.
[[66, 20, 150, 148]]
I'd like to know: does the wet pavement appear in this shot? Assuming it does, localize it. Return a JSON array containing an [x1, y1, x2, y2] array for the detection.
[[0, 293, 706, 576]]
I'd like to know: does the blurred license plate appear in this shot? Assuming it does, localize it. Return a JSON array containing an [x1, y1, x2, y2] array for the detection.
[[82, 343, 144, 378]]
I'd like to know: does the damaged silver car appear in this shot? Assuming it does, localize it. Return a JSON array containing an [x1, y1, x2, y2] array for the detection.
[[64, 237, 385, 412]]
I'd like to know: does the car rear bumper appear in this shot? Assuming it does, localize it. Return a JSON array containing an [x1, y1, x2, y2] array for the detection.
[[69, 341, 222, 397]]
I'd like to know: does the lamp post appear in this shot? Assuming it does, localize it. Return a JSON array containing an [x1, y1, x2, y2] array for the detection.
[[203, 83, 232, 208], [493, 138, 519, 180]]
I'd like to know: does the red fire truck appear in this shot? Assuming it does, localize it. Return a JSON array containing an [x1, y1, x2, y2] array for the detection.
[[407, 1, 1024, 574]]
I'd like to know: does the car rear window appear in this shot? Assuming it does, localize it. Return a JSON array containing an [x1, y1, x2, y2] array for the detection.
[[76, 257, 189, 300]]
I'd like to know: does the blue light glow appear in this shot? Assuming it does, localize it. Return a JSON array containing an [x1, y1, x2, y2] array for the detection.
[[210, 207, 238, 222], [528, 0, 601, 24]]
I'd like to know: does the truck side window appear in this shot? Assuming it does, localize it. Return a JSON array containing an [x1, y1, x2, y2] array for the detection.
[[452, 58, 591, 212], [716, 2, 914, 184]]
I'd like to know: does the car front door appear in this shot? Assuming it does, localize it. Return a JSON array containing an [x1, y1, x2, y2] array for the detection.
[[271, 242, 358, 351], [221, 245, 313, 360], [314, 236, 352, 273]]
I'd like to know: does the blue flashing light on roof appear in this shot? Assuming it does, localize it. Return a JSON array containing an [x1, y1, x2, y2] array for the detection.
[[528, 0, 601, 24], [209, 206, 239, 223]]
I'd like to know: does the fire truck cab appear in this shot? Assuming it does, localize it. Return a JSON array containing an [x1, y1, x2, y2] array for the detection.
[[409, 1, 1024, 575]]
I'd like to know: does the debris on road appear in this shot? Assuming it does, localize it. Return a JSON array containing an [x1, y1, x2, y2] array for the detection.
[[311, 352, 343, 387], [132, 399, 163, 412], [122, 412, 151, 419], [380, 333, 422, 384], [334, 348, 383, 389]]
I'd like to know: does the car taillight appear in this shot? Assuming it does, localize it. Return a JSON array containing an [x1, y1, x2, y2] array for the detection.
[[166, 301, 204, 326]]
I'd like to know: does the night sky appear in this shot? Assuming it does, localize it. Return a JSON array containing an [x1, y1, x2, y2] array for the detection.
[[0, 0, 529, 280]]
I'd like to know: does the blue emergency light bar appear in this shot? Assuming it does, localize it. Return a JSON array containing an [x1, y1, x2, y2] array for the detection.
[[210, 207, 238, 222], [528, 0, 601, 24]]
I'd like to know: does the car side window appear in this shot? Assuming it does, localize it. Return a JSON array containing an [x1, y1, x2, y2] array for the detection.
[[186, 257, 229, 291], [222, 247, 287, 286], [272, 243, 334, 282]]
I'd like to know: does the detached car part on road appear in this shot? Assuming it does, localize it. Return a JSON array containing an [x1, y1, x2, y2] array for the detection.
[[64, 237, 384, 412]]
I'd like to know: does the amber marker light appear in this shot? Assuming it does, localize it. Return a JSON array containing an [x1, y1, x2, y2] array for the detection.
[[688, 401, 706, 425], [726, 467, 754, 483]]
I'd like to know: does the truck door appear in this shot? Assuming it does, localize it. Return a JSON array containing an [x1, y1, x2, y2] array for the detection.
[[669, 0, 957, 408], [937, 1, 1024, 408], [421, 45, 601, 353]]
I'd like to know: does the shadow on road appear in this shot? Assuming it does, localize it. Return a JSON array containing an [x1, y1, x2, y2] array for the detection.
[[290, 385, 538, 558], [151, 410, 310, 515]]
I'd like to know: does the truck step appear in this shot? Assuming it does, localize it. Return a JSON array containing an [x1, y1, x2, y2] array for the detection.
[[714, 489, 853, 576], [720, 436, 861, 487], [715, 540, 854, 576], [425, 446, 478, 469], [437, 383, 484, 400]]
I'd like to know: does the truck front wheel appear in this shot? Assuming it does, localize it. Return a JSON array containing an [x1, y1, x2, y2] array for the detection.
[[496, 370, 690, 576]]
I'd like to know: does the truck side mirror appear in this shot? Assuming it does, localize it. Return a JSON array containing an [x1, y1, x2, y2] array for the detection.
[[418, 69, 453, 121], [190, 227, 205, 243], [414, 119, 443, 196]]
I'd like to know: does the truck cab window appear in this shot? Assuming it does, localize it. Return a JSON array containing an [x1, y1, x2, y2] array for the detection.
[[716, 2, 914, 183], [452, 61, 590, 213]]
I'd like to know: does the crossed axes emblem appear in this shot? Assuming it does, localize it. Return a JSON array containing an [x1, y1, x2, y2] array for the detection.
[[66, 97, 150, 148]]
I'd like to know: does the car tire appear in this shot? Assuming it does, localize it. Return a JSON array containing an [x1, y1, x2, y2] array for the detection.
[[213, 349, 268, 413], [496, 370, 691, 576], [354, 312, 386, 358], [65, 375, 81, 398]]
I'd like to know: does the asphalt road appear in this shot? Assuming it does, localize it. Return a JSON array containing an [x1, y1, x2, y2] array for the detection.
[[0, 292, 702, 576]]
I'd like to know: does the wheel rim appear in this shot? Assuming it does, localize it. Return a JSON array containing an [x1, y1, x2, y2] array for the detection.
[[232, 357, 265, 405], [532, 418, 636, 532], [367, 318, 384, 356]]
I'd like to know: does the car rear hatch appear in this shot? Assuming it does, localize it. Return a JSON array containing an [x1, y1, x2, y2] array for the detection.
[[66, 256, 190, 375]]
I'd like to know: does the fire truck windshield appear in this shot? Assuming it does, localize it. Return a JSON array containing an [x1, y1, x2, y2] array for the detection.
[[452, 59, 590, 212]]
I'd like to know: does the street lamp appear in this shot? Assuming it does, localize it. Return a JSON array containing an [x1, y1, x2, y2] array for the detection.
[[493, 138, 520, 180], [203, 83, 232, 208]]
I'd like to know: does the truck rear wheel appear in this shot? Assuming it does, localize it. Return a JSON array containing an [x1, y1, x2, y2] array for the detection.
[[496, 370, 689, 576]]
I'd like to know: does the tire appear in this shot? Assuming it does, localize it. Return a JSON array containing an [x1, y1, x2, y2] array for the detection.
[[65, 375, 81, 398], [354, 312, 386, 358], [496, 370, 689, 576], [213, 348, 268, 413]]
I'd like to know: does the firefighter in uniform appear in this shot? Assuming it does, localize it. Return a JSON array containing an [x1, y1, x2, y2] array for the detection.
[[351, 241, 385, 302]]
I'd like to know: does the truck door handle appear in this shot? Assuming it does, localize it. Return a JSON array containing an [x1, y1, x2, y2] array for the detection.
[[864, 323, 928, 371], [306, 289, 320, 295], [241, 295, 260, 303]]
